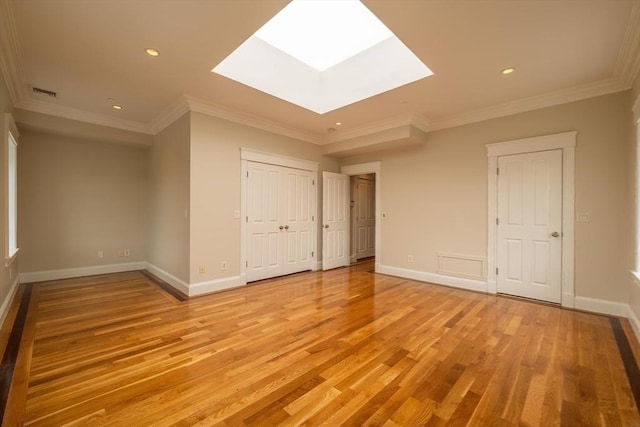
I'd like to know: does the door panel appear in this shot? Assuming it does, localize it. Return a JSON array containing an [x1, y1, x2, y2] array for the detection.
[[247, 164, 284, 282], [323, 172, 349, 270], [497, 150, 562, 303], [355, 177, 375, 259]]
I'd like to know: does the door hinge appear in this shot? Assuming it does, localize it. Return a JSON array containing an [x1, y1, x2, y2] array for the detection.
[[311, 251, 315, 257], [496, 168, 499, 175], [246, 261, 248, 267], [246, 171, 249, 178], [312, 179, 315, 185], [496, 267, 499, 275], [246, 216, 248, 223], [496, 218, 499, 225], [312, 215, 315, 221]]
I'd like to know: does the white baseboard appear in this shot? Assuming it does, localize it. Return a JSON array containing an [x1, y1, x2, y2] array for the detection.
[[19, 262, 147, 284], [562, 292, 575, 309], [626, 305, 640, 345], [189, 275, 244, 296], [573, 296, 629, 317], [0, 275, 20, 330], [377, 264, 487, 293], [145, 263, 189, 295], [312, 261, 322, 271]]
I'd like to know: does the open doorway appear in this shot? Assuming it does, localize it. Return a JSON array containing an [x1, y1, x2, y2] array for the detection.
[[340, 162, 381, 273], [350, 174, 375, 264]]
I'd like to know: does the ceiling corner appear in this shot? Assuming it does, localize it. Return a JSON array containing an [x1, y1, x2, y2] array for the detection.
[[614, 0, 640, 86], [147, 97, 190, 135], [0, 0, 29, 105]]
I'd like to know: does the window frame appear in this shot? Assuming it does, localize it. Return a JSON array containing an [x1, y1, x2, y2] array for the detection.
[[2, 113, 19, 267]]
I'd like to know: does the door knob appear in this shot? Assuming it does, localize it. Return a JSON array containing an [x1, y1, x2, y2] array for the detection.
[[284, 225, 289, 230], [279, 225, 284, 230], [551, 231, 560, 237], [324, 224, 329, 229]]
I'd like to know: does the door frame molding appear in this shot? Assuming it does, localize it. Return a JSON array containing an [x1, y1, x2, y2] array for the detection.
[[240, 148, 319, 284], [341, 162, 381, 272], [486, 131, 576, 307]]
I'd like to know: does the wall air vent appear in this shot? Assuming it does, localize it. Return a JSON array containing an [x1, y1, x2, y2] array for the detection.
[[31, 86, 57, 98]]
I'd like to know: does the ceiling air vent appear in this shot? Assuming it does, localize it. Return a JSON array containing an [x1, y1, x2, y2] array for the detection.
[[31, 86, 57, 98]]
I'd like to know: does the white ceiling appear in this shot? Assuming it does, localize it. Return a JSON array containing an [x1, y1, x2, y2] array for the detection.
[[1, 0, 639, 149]]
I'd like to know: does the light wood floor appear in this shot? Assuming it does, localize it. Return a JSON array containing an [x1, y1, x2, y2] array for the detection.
[[1, 260, 639, 426]]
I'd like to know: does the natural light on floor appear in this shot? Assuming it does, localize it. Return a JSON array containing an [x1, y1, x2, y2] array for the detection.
[[212, 0, 433, 114]]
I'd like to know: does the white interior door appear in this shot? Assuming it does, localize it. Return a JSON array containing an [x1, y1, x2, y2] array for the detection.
[[247, 162, 284, 282], [323, 172, 349, 270], [497, 149, 562, 303], [355, 177, 375, 259]]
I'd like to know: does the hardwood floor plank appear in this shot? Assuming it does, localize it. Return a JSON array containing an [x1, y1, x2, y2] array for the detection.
[[0, 263, 638, 425]]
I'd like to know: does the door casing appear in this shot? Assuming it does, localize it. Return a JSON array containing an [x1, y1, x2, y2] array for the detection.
[[486, 131, 576, 308]]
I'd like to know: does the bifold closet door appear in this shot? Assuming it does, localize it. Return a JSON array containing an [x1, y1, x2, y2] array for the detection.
[[247, 162, 315, 282]]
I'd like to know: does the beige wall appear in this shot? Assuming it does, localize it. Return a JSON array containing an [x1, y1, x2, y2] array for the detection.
[[18, 130, 148, 272], [189, 112, 339, 284], [341, 91, 632, 303], [148, 113, 190, 283]]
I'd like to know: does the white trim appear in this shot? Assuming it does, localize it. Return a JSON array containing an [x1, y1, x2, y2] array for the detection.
[[486, 131, 576, 305], [323, 113, 429, 144], [429, 79, 628, 132], [312, 260, 322, 271], [15, 98, 153, 136], [186, 95, 321, 144], [486, 131, 576, 157], [147, 97, 191, 135], [145, 262, 190, 295], [377, 264, 487, 293], [574, 296, 629, 317], [0, 274, 19, 330], [189, 275, 245, 296], [19, 261, 146, 284], [0, 0, 29, 105], [240, 147, 319, 172], [613, 0, 640, 87], [627, 304, 640, 345], [341, 162, 382, 273]]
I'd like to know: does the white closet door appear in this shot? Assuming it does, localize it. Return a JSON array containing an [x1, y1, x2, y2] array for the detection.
[[247, 163, 284, 282], [247, 162, 315, 281], [282, 168, 314, 275]]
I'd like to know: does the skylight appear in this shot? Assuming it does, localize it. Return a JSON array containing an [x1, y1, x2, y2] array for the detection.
[[213, 0, 433, 114], [253, 1, 393, 72]]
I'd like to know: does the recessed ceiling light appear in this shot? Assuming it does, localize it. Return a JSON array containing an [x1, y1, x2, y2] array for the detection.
[[501, 67, 515, 75], [146, 48, 160, 57], [335, 122, 342, 126], [112, 104, 123, 110]]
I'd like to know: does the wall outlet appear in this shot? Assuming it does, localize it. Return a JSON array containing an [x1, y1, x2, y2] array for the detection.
[[118, 249, 124, 257], [408, 255, 414, 262], [97, 250, 104, 259], [199, 265, 206, 274], [221, 261, 228, 270], [123, 249, 130, 257]]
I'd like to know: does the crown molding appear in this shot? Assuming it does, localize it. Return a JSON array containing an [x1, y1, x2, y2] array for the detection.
[[15, 98, 152, 135], [614, 0, 640, 87], [428, 78, 629, 132], [0, 0, 29, 105], [184, 95, 322, 144], [322, 112, 430, 144], [147, 97, 190, 134]]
